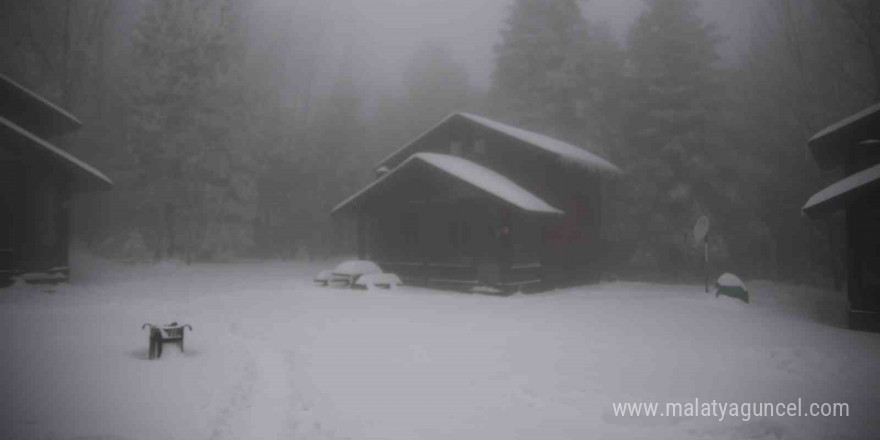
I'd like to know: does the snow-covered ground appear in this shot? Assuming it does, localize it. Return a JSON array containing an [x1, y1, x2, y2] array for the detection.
[[2, 253, 879, 440]]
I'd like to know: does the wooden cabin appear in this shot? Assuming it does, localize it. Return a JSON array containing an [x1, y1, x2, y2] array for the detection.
[[0, 73, 112, 286], [332, 113, 621, 292], [802, 102, 880, 332]]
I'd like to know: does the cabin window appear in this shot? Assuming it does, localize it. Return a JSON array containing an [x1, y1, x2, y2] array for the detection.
[[400, 211, 419, 250], [448, 221, 459, 249], [446, 219, 472, 260], [450, 141, 463, 156], [375, 165, 390, 180], [37, 181, 57, 248], [474, 138, 487, 156]]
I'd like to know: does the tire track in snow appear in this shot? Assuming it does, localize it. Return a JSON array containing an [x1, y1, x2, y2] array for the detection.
[[242, 346, 296, 440], [208, 324, 258, 440], [213, 320, 296, 440]]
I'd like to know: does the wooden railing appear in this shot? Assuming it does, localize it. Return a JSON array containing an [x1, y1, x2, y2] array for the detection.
[[378, 260, 544, 292]]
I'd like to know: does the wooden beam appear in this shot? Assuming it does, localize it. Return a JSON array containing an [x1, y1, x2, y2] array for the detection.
[[357, 213, 366, 260]]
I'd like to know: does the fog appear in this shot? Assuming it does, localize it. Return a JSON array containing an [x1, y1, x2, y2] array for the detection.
[[1, 0, 877, 285], [3, 1, 880, 438], [263, 0, 753, 94]]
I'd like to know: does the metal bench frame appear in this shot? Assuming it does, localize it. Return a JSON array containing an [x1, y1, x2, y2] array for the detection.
[[142, 323, 192, 359]]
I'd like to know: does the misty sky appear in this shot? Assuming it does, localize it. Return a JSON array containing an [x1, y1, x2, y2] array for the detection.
[[331, 0, 753, 95]]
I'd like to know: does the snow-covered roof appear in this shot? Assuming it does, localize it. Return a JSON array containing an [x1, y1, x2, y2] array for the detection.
[[332, 152, 563, 215], [1, 115, 112, 191], [376, 112, 621, 175], [802, 162, 880, 218], [809, 103, 880, 145], [0, 73, 82, 138], [808, 102, 880, 170], [458, 113, 621, 173]]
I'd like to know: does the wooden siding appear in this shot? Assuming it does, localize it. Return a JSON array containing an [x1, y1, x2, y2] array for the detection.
[[1, 147, 71, 280]]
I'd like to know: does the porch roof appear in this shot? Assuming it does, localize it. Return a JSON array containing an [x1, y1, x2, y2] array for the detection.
[[802, 162, 880, 218], [1, 115, 112, 192], [0, 73, 82, 138], [332, 153, 562, 216], [808, 102, 880, 170]]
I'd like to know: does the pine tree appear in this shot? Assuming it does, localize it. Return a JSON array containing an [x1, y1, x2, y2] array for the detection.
[[127, 0, 255, 261], [490, 0, 590, 135], [616, 0, 725, 275], [401, 42, 471, 136]]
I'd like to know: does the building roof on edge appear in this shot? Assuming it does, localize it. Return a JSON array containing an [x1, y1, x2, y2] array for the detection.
[[376, 112, 621, 175], [802, 162, 880, 218], [1, 115, 112, 191], [332, 152, 562, 216]]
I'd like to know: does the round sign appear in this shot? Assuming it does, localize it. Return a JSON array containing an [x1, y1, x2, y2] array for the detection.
[[693, 215, 710, 243]]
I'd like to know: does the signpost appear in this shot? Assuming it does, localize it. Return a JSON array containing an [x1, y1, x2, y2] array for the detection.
[[693, 216, 710, 292]]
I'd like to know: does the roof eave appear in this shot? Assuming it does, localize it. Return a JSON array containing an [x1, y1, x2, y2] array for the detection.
[[0, 73, 82, 138], [807, 102, 880, 170], [802, 163, 880, 219], [334, 153, 564, 217], [1, 116, 113, 191]]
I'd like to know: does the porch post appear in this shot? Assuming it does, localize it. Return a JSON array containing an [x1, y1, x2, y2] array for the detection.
[[357, 212, 367, 260], [423, 198, 430, 285]]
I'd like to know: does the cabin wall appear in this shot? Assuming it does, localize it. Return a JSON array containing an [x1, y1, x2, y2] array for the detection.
[[367, 118, 610, 290], [0, 152, 22, 281], [363, 194, 547, 290], [0, 143, 71, 280], [846, 191, 880, 331], [845, 141, 880, 175], [400, 124, 607, 285]]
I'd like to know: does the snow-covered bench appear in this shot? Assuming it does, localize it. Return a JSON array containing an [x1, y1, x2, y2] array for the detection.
[[314, 260, 400, 289], [353, 273, 402, 290]]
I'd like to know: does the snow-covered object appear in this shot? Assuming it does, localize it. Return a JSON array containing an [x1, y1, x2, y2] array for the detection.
[[376, 112, 621, 175], [332, 153, 563, 215], [332, 260, 382, 277], [418, 153, 562, 213], [329, 260, 383, 287], [470, 285, 503, 294], [4, 258, 880, 439], [314, 270, 333, 286], [457, 113, 621, 173], [353, 273, 402, 290], [715, 273, 749, 303], [802, 162, 880, 218], [16, 272, 66, 281]]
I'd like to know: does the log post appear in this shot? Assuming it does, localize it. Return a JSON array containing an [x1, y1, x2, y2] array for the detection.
[[357, 213, 367, 260]]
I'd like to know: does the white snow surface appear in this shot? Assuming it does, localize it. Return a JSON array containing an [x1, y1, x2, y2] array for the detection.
[[313, 269, 333, 282], [2, 252, 879, 440], [415, 153, 563, 214], [333, 153, 563, 215], [354, 273, 402, 289], [802, 162, 880, 216], [332, 260, 383, 277], [458, 113, 622, 174], [717, 273, 746, 289], [376, 113, 621, 175]]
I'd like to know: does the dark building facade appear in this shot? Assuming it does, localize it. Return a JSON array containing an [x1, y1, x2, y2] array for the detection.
[[332, 113, 620, 292], [803, 103, 880, 331], [0, 73, 112, 285]]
